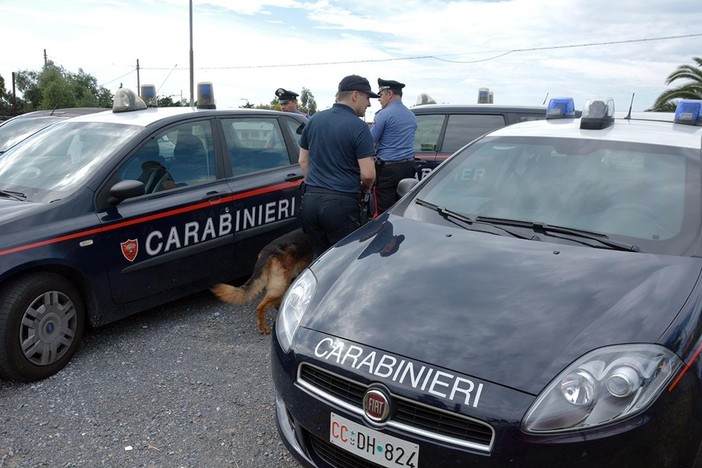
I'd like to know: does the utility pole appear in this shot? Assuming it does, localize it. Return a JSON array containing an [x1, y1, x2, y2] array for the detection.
[[189, 0, 194, 107], [136, 59, 140, 96], [11, 72, 17, 115]]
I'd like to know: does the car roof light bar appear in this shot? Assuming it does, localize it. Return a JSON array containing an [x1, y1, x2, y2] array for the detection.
[[674, 100, 702, 126], [580, 98, 615, 130], [546, 98, 576, 119]]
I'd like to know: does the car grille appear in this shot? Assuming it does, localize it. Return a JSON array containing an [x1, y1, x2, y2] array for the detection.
[[298, 364, 494, 450]]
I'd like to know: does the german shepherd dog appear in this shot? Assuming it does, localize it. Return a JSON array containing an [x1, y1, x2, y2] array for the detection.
[[211, 229, 313, 334]]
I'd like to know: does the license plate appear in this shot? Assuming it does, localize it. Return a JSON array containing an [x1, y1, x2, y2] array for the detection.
[[329, 412, 419, 468]]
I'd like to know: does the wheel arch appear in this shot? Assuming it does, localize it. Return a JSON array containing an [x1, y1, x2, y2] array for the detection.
[[0, 263, 103, 328]]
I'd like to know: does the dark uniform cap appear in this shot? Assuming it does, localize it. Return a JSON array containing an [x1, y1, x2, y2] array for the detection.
[[338, 75, 380, 98], [275, 88, 299, 104], [378, 78, 406, 93]]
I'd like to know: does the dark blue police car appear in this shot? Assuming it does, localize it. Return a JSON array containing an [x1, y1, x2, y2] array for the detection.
[[0, 87, 306, 381], [272, 98, 702, 467]]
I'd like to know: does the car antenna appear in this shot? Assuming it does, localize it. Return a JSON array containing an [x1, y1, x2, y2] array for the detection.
[[625, 93, 635, 120], [542, 92, 549, 105]]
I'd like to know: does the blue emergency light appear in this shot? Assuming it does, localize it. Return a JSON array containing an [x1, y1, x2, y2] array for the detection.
[[197, 82, 216, 109], [580, 98, 615, 130], [674, 100, 702, 126], [546, 98, 576, 119], [140, 84, 157, 107]]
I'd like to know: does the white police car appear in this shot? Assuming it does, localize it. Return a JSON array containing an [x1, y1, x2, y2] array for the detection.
[[0, 86, 306, 381], [272, 98, 702, 467]]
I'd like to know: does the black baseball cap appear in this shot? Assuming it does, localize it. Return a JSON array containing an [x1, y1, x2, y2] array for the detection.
[[338, 75, 380, 98]]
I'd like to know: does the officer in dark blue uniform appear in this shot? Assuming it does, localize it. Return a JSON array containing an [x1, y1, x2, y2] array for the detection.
[[298, 75, 379, 257], [371, 78, 417, 214]]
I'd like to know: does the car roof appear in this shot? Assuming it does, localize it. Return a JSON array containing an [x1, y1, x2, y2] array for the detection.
[[3, 107, 107, 122], [411, 103, 547, 114], [67, 106, 303, 128], [487, 114, 702, 149]]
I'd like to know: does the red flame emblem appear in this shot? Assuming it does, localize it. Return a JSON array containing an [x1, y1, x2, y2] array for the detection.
[[120, 239, 138, 262]]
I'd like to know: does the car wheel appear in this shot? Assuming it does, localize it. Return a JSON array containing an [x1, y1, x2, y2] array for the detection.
[[0, 273, 85, 382]]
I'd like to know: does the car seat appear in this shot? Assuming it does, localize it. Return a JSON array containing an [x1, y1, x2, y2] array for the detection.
[[170, 133, 209, 184]]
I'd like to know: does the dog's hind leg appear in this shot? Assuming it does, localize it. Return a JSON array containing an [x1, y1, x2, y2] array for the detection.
[[256, 295, 279, 334]]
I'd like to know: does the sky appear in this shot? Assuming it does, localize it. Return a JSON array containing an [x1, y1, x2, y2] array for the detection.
[[2, 0, 701, 120]]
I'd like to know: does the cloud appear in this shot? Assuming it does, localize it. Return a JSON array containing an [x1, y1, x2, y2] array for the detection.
[[2, 0, 701, 117]]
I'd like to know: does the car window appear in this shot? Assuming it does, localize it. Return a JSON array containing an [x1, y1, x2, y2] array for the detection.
[[0, 121, 140, 202], [283, 116, 305, 148], [418, 136, 692, 246], [168, 122, 216, 186], [441, 114, 506, 153], [118, 121, 215, 193], [222, 118, 292, 176], [413, 114, 444, 152], [0, 116, 62, 153]]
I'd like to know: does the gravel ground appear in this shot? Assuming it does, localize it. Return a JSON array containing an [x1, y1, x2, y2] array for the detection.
[[0, 291, 303, 468]]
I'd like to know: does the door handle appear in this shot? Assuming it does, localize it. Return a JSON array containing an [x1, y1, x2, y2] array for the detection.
[[203, 191, 223, 202], [285, 173, 304, 182]]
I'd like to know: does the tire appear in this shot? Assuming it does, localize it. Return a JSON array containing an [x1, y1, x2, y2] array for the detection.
[[0, 273, 85, 382]]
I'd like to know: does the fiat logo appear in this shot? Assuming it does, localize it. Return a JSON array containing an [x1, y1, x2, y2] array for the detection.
[[363, 388, 391, 423]]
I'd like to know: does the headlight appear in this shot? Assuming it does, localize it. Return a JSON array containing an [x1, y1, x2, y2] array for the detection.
[[276, 268, 316, 352], [522, 344, 682, 433]]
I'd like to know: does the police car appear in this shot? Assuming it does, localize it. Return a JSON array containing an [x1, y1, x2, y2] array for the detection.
[[411, 103, 548, 179], [0, 86, 306, 382], [272, 98, 702, 467]]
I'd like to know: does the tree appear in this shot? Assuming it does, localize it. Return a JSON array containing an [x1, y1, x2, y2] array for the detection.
[[650, 57, 702, 112], [14, 61, 112, 112], [299, 87, 317, 115], [0, 74, 13, 116], [158, 95, 188, 107]]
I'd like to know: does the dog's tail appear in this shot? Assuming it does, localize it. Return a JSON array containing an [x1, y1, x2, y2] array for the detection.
[[210, 254, 269, 305]]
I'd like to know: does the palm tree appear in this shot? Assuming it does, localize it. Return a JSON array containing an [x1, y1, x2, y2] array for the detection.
[[649, 57, 702, 111]]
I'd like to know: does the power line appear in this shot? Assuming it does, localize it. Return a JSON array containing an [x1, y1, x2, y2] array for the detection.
[[137, 32, 702, 71]]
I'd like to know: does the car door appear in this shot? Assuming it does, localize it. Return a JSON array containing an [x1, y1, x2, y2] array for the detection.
[[218, 115, 304, 272], [99, 118, 237, 304]]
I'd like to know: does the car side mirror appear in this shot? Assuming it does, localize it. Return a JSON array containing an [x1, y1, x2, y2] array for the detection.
[[397, 178, 419, 198], [107, 179, 145, 205]]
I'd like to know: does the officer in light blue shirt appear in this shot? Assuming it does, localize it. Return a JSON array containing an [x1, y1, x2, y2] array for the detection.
[[371, 78, 417, 214]]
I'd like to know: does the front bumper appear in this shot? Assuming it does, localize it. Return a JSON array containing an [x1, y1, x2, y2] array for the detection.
[[272, 329, 702, 468]]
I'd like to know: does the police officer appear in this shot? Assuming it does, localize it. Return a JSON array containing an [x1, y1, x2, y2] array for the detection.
[[298, 75, 378, 257], [275, 88, 306, 116], [371, 78, 417, 214]]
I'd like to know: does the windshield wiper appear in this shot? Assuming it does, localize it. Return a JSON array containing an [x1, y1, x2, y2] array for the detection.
[[0, 189, 27, 201], [476, 216, 640, 252], [415, 198, 530, 239]]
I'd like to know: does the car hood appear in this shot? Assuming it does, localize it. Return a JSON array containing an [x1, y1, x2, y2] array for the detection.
[[303, 215, 702, 395], [0, 198, 40, 222]]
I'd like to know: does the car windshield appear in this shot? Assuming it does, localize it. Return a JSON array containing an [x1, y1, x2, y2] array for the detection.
[[0, 116, 63, 153], [0, 121, 141, 202], [410, 135, 700, 254]]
